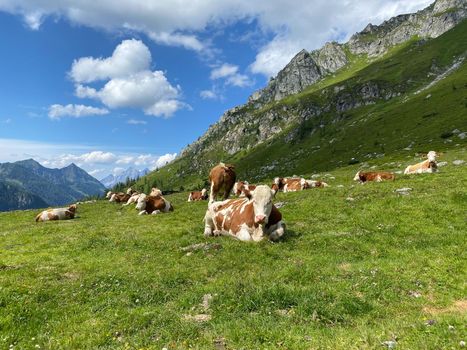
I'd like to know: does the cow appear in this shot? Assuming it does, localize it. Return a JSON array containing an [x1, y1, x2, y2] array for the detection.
[[209, 163, 236, 203], [109, 192, 131, 203], [404, 151, 438, 174], [105, 191, 114, 199], [150, 187, 163, 197], [123, 192, 145, 206], [233, 181, 257, 197], [304, 180, 329, 188], [353, 171, 395, 183], [35, 204, 77, 222], [126, 187, 138, 195], [204, 185, 285, 242], [136, 194, 174, 215], [188, 188, 208, 201], [273, 177, 308, 193]]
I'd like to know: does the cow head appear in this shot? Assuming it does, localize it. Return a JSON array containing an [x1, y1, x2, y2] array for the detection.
[[353, 171, 361, 181], [106, 191, 113, 199], [150, 187, 162, 196], [126, 188, 132, 195], [109, 193, 117, 202], [68, 204, 77, 213], [427, 151, 437, 162], [244, 185, 275, 225], [201, 188, 207, 196], [136, 194, 147, 211]]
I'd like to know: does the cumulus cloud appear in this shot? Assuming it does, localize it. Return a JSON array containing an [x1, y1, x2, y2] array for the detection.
[[0, 0, 433, 78], [72, 39, 185, 118], [210, 63, 253, 87], [200, 89, 218, 100], [48, 104, 109, 120], [153, 153, 177, 169]]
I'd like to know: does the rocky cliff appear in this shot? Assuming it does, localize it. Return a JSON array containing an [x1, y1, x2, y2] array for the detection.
[[180, 0, 466, 164]]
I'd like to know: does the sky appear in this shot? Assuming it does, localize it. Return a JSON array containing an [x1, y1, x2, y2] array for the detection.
[[0, 0, 432, 180]]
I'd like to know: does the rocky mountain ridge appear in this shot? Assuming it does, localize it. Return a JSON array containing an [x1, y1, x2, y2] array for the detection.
[[180, 0, 466, 163]]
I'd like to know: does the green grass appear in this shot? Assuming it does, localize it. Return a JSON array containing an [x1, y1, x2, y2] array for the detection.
[[1, 149, 466, 349]]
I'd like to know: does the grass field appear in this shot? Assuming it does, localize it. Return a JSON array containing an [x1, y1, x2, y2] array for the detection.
[[1, 149, 466, 349]]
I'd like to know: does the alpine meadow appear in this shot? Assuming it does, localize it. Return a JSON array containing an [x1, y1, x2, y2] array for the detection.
[[0, 0, 466, 349]]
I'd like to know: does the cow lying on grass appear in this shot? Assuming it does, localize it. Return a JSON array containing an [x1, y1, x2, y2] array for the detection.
[[150, 187, 163, 197], [404, 151, 438, 174], [123, 192, 144, 206], [136, 194, 173, 215], [272, 177, 308, 193], [204, 185, 285, 241], [353, 171, 395, 183], [109, 193, 130, 203], [233, 181, 257, 197], [188, 189, 208, 201], [35, 204, 77, 222], [304, 180, 329, 188]]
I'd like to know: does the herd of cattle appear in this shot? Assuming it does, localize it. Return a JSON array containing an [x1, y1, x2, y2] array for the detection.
[[35, 151, 440, 241]]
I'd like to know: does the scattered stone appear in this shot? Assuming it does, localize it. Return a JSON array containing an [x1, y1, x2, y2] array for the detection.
[[183, 314, 212, 323], [395, 188, 412, 195], [337, 185, 344, 188], [425, 94, 431, 99], [452, 129, 460, 134], [382, 340, 397, 349], [346, 197, 355, 202], [214, 338, 226, 350], [458, 132, 466, 140], [448, 325, 455, 331], [409, 290, 422, 298], [425, 319, 436, 326], [394, 170, 403, 174], [453, 160, 465, 165], [304, 335, 312, 341], [181, 243, 222, 252], [437, 161, 448, 167], [275, 202, 286, 209], [460, 340, 465, 347]]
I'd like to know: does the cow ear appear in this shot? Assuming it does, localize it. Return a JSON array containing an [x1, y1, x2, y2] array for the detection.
[[244, 188, 252, 199]]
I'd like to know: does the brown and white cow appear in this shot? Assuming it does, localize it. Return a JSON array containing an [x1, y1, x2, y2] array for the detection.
[[273, 177, 308, 193], [204, 185, 285, 242], [136, 194, 174, 215], [109, 192, 131, 203], [126, 187, 138, 195], [35, 204, 77, 222], [188, 188, 208, 201], [209, 163, 236, 202], [404, 151, 438, 174], [123, 192, 144, 206], [150, 187, 163, 197], [106, 191, 114, 199], [233, 181, 257, 197], [304, 180, 329, 188], [353, 171, 395, 183]]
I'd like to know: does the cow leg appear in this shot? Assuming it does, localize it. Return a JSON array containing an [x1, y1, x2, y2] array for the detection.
[[209, 182, 216, 204], [138, 210, 148, 215], [267, 221, 286, 241], [151, 210, 161, 215], [203, 210, 214, 236], [236, 224, 252, 241]]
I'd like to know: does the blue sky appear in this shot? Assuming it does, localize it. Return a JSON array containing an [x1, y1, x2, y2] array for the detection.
[[0, 0, 432, 179]]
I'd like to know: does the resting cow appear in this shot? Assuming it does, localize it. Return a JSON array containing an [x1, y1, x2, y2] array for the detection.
[[304, 180, 329, 188], [204, 185, 285, 242], [273, 177, 308, 193], [233, 181, 257, 197], [404, 151, 438, 174], [353, 171, 395, 183], [188, 188, 208, 201], [35, 204, 77, 222], [209, 163, 236, 202], [123, 192, 144, 206], [136, 194, 173, 215], [109, 192, 131, 203]]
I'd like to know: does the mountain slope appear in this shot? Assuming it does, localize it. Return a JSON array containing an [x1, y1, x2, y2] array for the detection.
[[0, 180, 48, 211], [0, 159, 106, 211], [134, 5, 467, 192]]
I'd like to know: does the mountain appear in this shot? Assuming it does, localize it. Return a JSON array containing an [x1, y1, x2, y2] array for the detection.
[[100, 167, 149, 188], [133, 0, 467, 192], [0, 159, 106, 211]]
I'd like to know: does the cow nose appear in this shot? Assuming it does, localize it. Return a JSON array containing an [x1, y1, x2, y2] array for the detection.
[[255, 214, 266, 223]]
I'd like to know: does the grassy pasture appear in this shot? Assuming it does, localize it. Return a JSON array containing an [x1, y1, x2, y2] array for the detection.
[[1, 149, 466, 349]]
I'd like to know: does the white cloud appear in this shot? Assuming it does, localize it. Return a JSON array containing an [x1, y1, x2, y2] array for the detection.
[[210, 63, 253, 87], [48, 104, 109, 120], [72, 40, 185, 118], [0, 0, 433, 78], [70, 39, 151, 83], [127, 119, 147, 125], [153, 153, 177, 169], [200, 89, 218, 99]]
